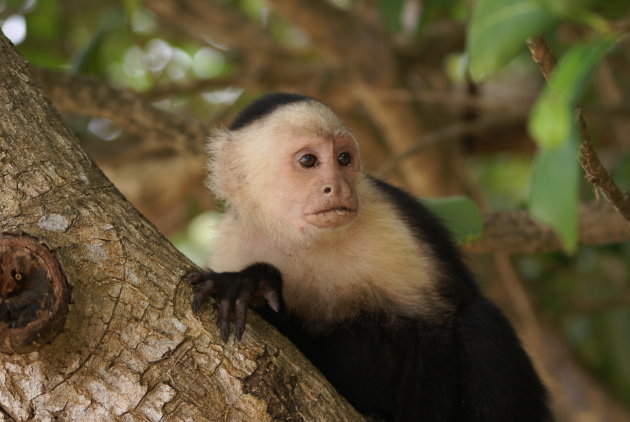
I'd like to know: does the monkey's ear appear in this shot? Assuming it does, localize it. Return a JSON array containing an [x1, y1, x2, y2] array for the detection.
[[205, 128, 246, 201]]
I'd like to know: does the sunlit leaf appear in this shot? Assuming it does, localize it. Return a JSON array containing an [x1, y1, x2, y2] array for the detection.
[[529, 37, 617, 149], [421, 196, 483, 244], [468, 0, 555, 81], [529, 136, 579, 252]]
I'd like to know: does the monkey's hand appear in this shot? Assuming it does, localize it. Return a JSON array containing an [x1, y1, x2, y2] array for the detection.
[[188, 263, 283, 341]]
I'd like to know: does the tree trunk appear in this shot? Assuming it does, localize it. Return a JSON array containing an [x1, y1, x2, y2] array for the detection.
[[0, 32, 363, 422]]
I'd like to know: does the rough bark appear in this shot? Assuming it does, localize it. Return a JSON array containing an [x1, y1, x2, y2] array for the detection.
[[0, 31, 363, 422]]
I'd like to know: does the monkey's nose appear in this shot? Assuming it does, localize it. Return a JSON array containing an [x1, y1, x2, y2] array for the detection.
[[323, 186, 333, 194]]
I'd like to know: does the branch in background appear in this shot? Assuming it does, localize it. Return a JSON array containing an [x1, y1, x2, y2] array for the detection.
[[377, 114, 526, 178], [526, 37, 630, 223], [31, 68, 208, 155], [570, 294, 630, 313], [377, 88, 532, 113], [578, 119, 630, 219], [466, 201, 630, 254], [140, 75, 244, 102], [267, 0, 468, 196], [144, 0, 353, 107], [266, 0, 363, 66], [144, 0, 282, 58], [140, 64, 339, 103], [611, 17, 630, 34]]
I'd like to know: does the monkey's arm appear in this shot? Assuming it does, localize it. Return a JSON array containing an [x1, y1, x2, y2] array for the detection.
[[188, 263, 283, 341]]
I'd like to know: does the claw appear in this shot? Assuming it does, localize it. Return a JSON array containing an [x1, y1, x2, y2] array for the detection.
[[219, 299, 231, 342], [234, 298, 248, 341], [191, 296, 202, 313], [190, 274, 216, 313], [262, 288, 281, 313]]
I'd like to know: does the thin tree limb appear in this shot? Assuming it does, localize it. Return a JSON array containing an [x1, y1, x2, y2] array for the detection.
[[526, 37, 630, 223]]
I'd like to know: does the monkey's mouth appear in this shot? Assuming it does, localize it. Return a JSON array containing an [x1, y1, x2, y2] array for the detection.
[[305, 205, 357, 228], [317, 206, 355, 215]]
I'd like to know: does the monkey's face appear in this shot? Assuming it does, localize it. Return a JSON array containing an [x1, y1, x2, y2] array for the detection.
[[276, 133, 360, 231], [211, 100, 363, 240]]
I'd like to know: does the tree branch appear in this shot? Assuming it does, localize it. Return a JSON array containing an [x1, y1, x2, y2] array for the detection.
[[526, 37, 630, 223], [377, 114, 526, 178], [265, 0, 361, 64], [32, 68, 208, 155], [0, 30, 363, 421], [466, 202, 630, 254], [144, 0, 282, 57], [142, 0, 355, 108]]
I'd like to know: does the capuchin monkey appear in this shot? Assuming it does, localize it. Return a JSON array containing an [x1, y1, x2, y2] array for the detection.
[[189, 93, 552, 422]]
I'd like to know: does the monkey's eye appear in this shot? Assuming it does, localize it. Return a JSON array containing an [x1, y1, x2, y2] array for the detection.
[[337, 152, 352, 166], [299, 154, 318, 168]]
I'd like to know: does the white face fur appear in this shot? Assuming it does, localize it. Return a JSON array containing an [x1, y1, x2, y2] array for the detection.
[[207, 100, 362, 245]]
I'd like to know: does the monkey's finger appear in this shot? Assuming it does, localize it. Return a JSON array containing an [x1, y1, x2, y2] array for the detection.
[[234, 298, 249, 341], [234, 281, 255, 341], [191, 280, 216, 313], [218, 299, 232, 342], [187, 271, 207, 286]]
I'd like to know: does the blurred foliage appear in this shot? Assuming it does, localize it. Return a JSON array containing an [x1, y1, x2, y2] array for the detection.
[[469, 0, 623, 251], [422, 196, 483, 244], [1, 0, 629, 407], [519, 243, 630, 404]]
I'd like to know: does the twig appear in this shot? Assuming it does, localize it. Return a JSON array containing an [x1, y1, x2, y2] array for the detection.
[[526, 37, 630, 223]]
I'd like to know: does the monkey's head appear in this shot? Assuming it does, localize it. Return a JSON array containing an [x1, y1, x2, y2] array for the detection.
[[207, 94, 361, 242]]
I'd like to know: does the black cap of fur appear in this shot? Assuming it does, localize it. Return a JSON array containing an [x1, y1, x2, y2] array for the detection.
[[229, 93, 319, 131]]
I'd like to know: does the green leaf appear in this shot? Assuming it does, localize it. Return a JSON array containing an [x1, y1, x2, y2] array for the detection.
[[71, 8, 124, 75], [529, 37, 617, 149], [377, 0, 405, 32], [71, 30, 108, 75], [468, 0, 555, 81], [421, 196, 483, 244], [529, 136, 579, 252]]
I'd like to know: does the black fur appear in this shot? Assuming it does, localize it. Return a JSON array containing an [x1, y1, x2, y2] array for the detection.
[[229, 93, 318, 130], [192, 177, 552, 421], [253, 178, 552, 421]]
